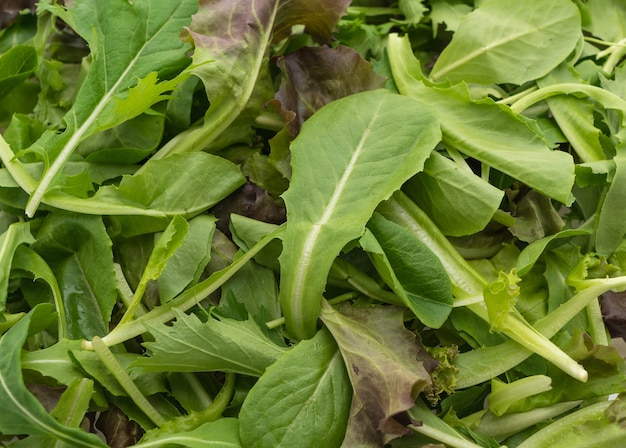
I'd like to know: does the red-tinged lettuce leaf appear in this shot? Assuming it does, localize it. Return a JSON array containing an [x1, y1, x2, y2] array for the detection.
[[273, 0, 352, 43], [320, 302, 432, 447], [275, 45, 386, 135], [155, 0, 278, 158]]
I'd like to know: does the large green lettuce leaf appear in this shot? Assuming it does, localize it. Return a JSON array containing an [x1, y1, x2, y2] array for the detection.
[[278, 89, 440, 339]]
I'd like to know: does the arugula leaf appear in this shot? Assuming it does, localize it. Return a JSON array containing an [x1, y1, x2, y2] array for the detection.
[[279, 89, 440, 339], [0, 306, 107, 447], [137, 310, 288, 376], [26, 0, 197, 216]]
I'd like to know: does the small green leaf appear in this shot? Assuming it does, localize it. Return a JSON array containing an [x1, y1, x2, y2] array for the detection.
[[595, 153, 626, 255], [239, 327, 351, 448], [158, 215, 216, 303], [484, 270, 521, 332], [364, 213, 453, 328]]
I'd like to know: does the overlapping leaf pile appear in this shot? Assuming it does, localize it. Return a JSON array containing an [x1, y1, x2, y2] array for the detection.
[[2, 0, 626, 446]]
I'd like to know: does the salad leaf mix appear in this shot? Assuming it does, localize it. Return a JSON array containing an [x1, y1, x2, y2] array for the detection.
[[2, 0, 626, 446]]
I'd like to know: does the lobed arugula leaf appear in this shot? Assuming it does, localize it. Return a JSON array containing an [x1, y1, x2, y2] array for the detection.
[[137, 310, 288, 377]]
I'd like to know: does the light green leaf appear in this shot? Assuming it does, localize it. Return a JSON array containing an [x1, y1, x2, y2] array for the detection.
[[429, 0, 473, 37], [0, 307, 107, 447], [158, 215, 216, 303], [538, 63, 606, 163], [26, 0, 197, 216], [89, 153, 246, 216], [430, 0, 581, 85], [50, 378, 95, 428], [515, 228, 592, 277], [132, 418, 242, 448], [581, 0, 626, 42], [136, 310, 288, 377], [21, 339, 84, 386], [484, 270, 521, 332], [388, 34, 576, 205], [279, 89, 440, 339], [364, 213, 453, 328], [404, 151, 504, 236], [0, 221, 34, 313], [515, 397, 626, 448], [119, 215, 188, 324], [239, 327, 351, 448]]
